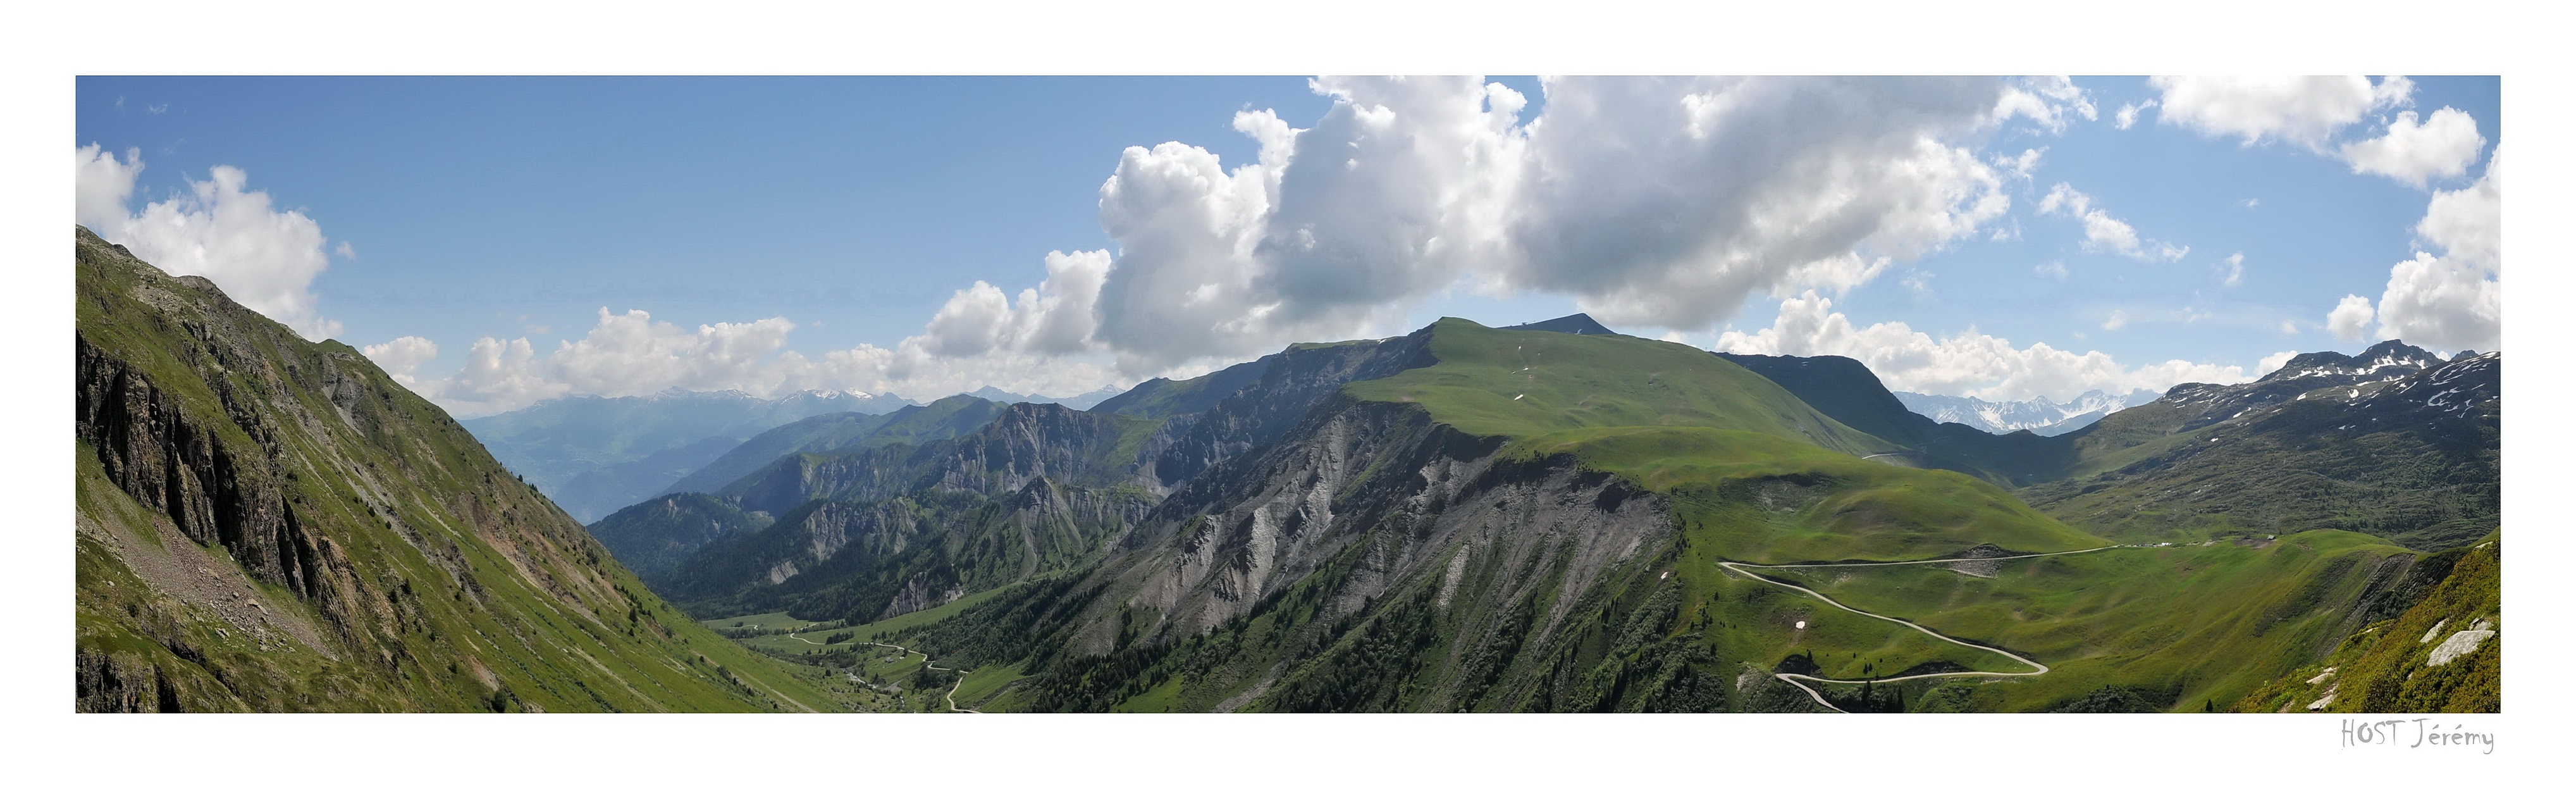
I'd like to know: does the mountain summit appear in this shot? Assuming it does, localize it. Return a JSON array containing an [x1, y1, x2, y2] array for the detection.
[[1500, 313, 1618, 335]]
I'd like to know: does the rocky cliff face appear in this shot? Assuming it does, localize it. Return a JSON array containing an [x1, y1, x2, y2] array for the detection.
[[72, 227, 836, 712], [899, 392, 1704, 712], [1111, 396, 1666, 657], [1130, 333, 1434, 492], [652, 476, 1156, 622], [721, 402, 1154, 516]]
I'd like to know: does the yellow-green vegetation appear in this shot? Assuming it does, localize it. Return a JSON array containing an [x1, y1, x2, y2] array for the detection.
[[1346, 318, 1895, 455], [2233, 538, 2499, 714], [1752, 530, 2416, 711], [949, 662, 1027, 709], [712, 581, 1025, 657], [1518, 426, 2104, 562], [77, 447, 840, 712], [74, 227, 840, 712], [1348, 320, 2093, 564]]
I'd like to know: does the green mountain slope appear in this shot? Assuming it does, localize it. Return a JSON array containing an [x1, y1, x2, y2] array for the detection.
[[1514, 427, 2099, 563], [72, 227, 840, 712], [778, 319, 2120, 712], [587, 492, 777, 579], [2022, 352, 2499, 550], [1345, 318, 1894, 454], [1756, 530, 2417, 711], [1712, 352, 2076, 485], [1090, 355, 1274, 420], [2230, 537, 2499, 713]]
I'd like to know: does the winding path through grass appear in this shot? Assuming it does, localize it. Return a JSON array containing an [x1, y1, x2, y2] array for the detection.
[[1717, 545, 2129, 712], [849, 641, 978, 713]]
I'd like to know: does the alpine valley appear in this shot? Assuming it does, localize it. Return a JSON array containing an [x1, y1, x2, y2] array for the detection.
[[75, 228, 2499, 713]]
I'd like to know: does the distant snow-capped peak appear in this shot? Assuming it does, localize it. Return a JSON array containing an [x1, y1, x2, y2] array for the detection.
[[1892, 388, 2160, 436]]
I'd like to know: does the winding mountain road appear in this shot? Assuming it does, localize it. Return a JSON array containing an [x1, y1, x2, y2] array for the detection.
[[849, 640, 979, 713], [1717, 545, 2130, 712], [775, 628, 982, 712]]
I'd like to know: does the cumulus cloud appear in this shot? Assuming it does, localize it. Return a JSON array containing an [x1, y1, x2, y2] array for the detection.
[[2221, 252, 2245, 286], [2374, 252, 2499, 351], [2150, 75, 2410, 149], [2150, 76, 2482, 190], [1509, 77, 2018, 328], [372, 77, 2105, 414], [2375, 149, 2501, 351], [2036, 182, 2188, 261], [75, 144, 343, 339], [2341, 108, 2486, 188], [76, 144, 143, 232], [2415, 149, 2501, 267], [2320, 147, 2501, 353], [2326, 294, 2378, 342], [955, 76, 2068, 376], [371, 307, 1130, 418], [2257, 351, 2299, 375], [1714, 291, 2252, 401], [1991, 76, 2096, 132], [359, 336, 438, 386]]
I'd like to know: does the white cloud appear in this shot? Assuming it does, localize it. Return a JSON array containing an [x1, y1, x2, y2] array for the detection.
[[1990, 76, 2096, 132], [2279, 320, 2300, 335], [2240, 198, 2260, 209], [2036, 182, 2188, 261], [2113, 100, 2154, 130], [1994, 147, 2045, 180], [996, 77, 2061, 377], [75, 145, 343, 339], [360, 336, 438, 386], [2329, 148, 2502, 354], [1714, 290, 2252, 401], [2035, 261, 2068, 280], [2341, 107, 2486, 188], [541, 309, 800, 398], [2326, 294, 2377, 342], [2221, 252, 2245, 286], [76, 144, 143, 232], [2416, 149, 2501, 267], [2101, 310, 2129, 331], [335, 241, 357, 259], [2374, 252, 2498, 352], [374, 307, 1131, 418], [358, 78, 2135, 416], [2149, 75, 2409, 149], [2257, 351, 2299, 375]]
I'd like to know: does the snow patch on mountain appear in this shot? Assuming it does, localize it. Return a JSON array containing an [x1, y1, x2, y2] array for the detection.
[[1892, 388, 2161, 435]]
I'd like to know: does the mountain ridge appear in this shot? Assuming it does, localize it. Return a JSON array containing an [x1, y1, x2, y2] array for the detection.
[[73, 226, 841, 712]]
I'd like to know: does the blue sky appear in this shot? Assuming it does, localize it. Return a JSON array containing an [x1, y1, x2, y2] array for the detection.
[[73, 76, 2501, 416]]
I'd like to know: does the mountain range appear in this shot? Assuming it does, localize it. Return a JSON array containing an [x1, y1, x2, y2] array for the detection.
[[572, 311, 2497, 712], [459, 388, 916, 522], [78, 221, 2496, 713], [455, 381, 1122, 524], [1892, 388, 2161, 436]]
